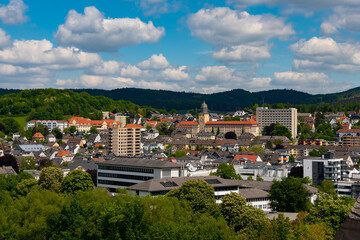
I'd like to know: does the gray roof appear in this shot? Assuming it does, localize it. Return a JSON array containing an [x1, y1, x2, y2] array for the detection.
[[238, 188, 269, 199], [0, 165, 17, 175], [96, 157, 181, 169], [16, 144, 46, 152], [128, 176, 241, 192]]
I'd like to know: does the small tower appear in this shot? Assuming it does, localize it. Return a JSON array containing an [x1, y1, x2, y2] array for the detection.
[[199, 101, 210, 132], [201, 101, 208, 114]]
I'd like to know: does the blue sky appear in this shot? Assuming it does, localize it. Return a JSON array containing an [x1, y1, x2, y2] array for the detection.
[[0, 0, 359, 94]]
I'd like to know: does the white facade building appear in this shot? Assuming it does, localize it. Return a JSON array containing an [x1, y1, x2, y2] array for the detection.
[[96, 157, 181, 193], [26, 120, 69, 132]]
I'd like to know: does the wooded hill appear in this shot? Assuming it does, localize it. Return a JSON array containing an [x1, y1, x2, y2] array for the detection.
[[0, 89, 154, 121], [2, 87, 360, 112]]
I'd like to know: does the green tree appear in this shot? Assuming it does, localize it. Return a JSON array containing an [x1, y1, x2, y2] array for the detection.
[[317, 180, 337, 199], [247, 176, 254, 181], [215, 163, 237, 179], [173, 150, 186, 158], [269, 177, 311, 212], [20, 156, 37, 170], [166, 179, 217, 214], [38, 167, 63, 192], [15, 178, 37, 196], [61, 170, 95, 195], [1, 118, 20, 134], [289, 154, 295, 163], [69, 126, 77, 134], [306, 196, 354, 237], [309, 146, 328, 157], [220, 192, 268, 235], [247, 145, 264, 154], [89, 126, 98, 134]]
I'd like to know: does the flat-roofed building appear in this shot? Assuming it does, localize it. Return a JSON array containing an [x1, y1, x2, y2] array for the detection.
[[96, 157, 181, 192], [303, 156, 342, 186], [256, 107, 297, 138], [109, 123, 142, 157]]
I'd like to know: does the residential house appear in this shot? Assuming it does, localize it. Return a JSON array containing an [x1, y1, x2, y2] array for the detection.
[[46, 134, 56, 143], [33, 132, 45, 142]]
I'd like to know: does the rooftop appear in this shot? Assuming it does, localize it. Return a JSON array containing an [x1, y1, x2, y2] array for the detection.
[[96, 157, 181, 169]]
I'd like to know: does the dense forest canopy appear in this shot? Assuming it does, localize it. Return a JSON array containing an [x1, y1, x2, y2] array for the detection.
[[0, 88, 156, 121]]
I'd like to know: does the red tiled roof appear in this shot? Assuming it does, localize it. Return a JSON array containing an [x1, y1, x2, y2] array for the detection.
[[206, 119, 258, 125], [125, 124, 143, 128], [177, 121, 199, 127], [233, 154, 259, 164], [33, 132, 44, 138], [57, 149, 73, 157], [337, 129, 360, 133], [147, 121, 159, 127]]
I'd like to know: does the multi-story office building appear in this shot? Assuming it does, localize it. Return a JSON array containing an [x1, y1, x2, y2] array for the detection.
[[96, 157, 181, 192], [109, 123, 142, 156], [303, 156, 342, 186], [256, 107, 297, 138]]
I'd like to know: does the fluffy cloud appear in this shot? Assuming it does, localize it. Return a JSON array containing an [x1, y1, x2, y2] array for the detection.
[[55, 6, 165, 52], [159, 66, 189, 81], [0, 29, 11, 48], [0, 0, 28, 24], [137, 54, 169, 70], [227, 0, 360, 9], [273, 71, 352, 93], [80, 75, 136, 88], [188, 7, 294, 46], [321, 7, 360, 34], [0, 39, 101, 69], [212, 45, 271, 65], [290, 37, 360, 71], [137, 0, 181, 16]]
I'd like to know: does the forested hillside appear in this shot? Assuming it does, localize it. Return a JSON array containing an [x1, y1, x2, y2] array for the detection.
[[0, 89, 154, 121]]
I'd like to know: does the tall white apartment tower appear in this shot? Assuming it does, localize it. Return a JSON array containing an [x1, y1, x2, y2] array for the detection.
[[256, 107, 298, 138]]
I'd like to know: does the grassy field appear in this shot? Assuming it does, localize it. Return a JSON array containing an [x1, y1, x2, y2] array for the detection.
[[0, 115, 29, 130]]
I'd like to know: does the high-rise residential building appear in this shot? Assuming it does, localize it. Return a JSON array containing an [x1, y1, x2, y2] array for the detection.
[[109, 123, 142, 157], [256, 107, 298, 138]]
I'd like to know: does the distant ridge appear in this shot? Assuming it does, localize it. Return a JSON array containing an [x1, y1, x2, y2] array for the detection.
[[1, 87, 360, 111]]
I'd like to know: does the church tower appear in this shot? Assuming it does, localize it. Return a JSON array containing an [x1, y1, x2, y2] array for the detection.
[[199, 101, 210, 131]]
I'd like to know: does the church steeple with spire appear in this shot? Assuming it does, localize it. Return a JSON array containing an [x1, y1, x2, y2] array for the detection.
[[201, 101, 208, 114]]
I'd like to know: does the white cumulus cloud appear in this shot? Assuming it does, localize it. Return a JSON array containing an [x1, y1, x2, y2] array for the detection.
[[321, 7, 360, 34], [273, 71, 351, 93], [188, 7, 294, 47], [159, 66, 189, 81], [137, 53, 169, 70], [0, 0, 28, 24], [290, 37, 360, 72], [212, 45, 271, 65], [0, 39, 101, 69], [55, 6, 165, 52]]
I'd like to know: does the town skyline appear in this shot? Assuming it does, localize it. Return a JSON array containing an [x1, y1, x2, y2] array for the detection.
[[0, 0, 359, 94]]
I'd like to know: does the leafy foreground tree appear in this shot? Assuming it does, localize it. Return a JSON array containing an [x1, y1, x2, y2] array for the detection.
[[269, 177, 312, 212], [61, 170, 95, 195], [220, 192, 269, 238], [305, 196, 355, 237], [166, 179, 218, 214], [38, 167, 64, 192], [215, 163, 242, 180]]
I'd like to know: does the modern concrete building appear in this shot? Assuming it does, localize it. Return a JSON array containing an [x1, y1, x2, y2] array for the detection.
[[96, 157, 181, 193], [256, 107, 297, 138], [303, 156, 342, 186], [109, 123, 142, 157], [128, 176, 272, 210]]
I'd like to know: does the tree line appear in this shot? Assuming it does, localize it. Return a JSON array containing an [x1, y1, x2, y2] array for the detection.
[[0, 162, 354, 240]]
